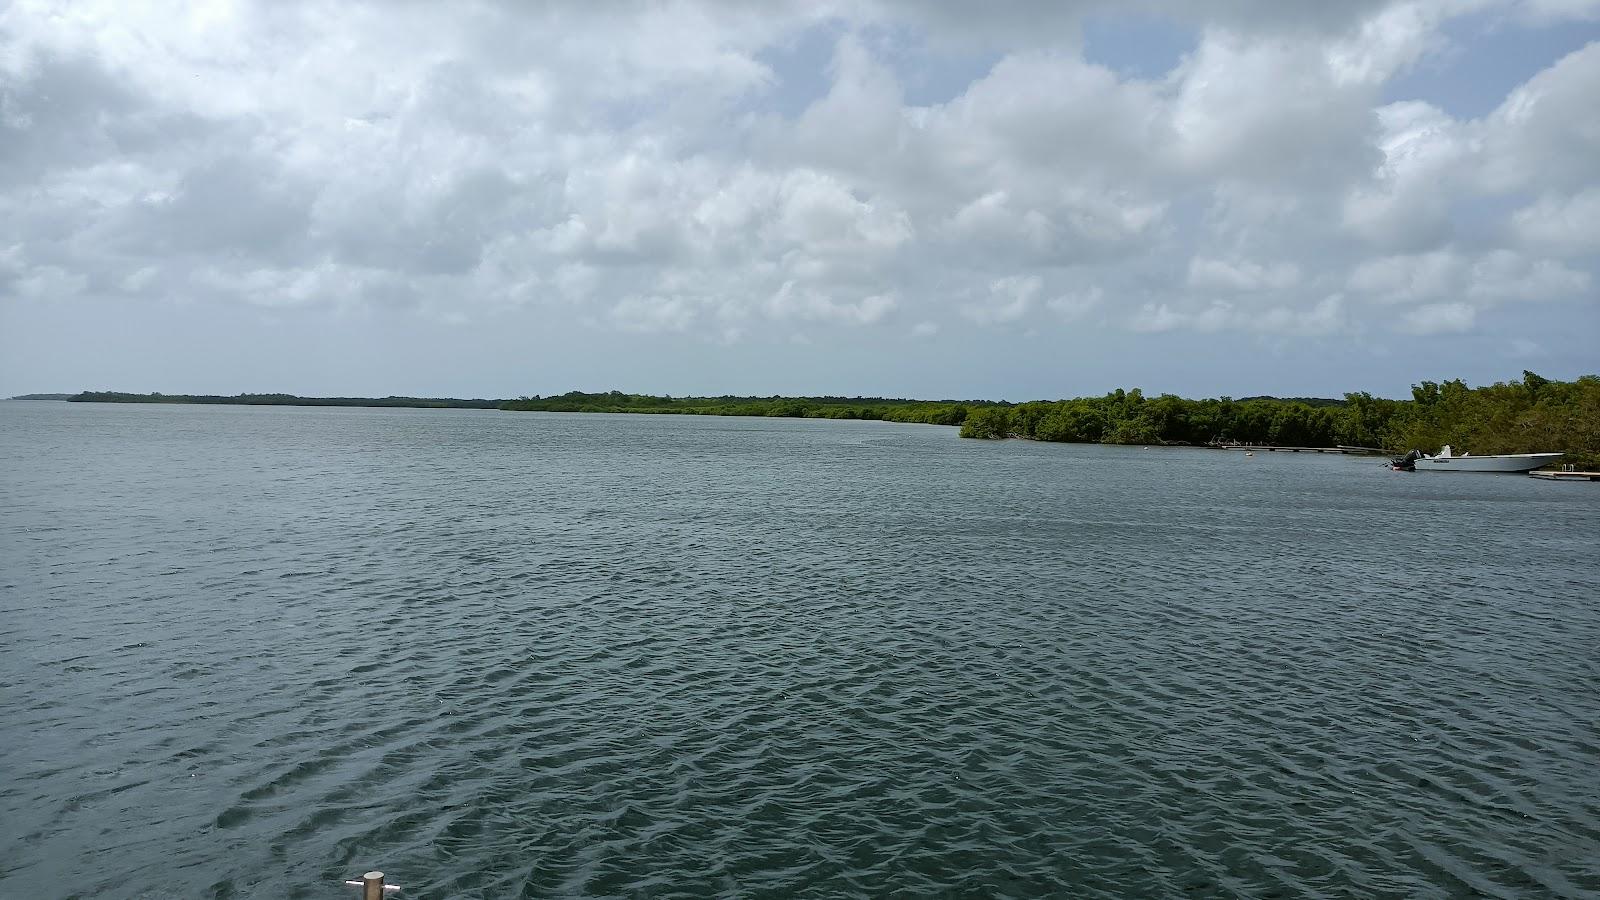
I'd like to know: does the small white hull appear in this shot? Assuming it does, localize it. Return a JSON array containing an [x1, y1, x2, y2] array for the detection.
[[1414, 452, 1563, 473]]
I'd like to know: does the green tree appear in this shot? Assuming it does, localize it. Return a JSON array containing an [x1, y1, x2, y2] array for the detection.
[[959, 407, 1013, 439]]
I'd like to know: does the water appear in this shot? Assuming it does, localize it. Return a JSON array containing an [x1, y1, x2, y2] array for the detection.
[[2, 401, 1597, 899]]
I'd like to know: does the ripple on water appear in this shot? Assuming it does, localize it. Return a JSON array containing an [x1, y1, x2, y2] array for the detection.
[[1, 403, 1598, 898]]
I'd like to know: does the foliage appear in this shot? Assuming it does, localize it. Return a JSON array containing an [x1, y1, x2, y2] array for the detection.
[[948, 372, 1599, 466], [69, 373, 1600, 466], [69, 392, 500, 409], [1381, 372, 1600, 467], [501, 391, 985, 425], [958, 407, 1011, 439], [958, 388, 1350, 447]]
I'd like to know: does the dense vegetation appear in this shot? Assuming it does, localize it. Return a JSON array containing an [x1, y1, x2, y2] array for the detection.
[[956, 391, 1354, 446], [958, 372, 1600, 467], [60, 372, 1599, 466], [1382, 373, 1599, 464], [69, 392, 500, 409], [500, 391, 981, 425]]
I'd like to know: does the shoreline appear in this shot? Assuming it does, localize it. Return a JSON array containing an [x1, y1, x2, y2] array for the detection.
[[13, 375, 1596, 467]]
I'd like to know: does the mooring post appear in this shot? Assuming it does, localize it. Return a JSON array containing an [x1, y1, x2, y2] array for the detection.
[[344, 871, 399, 896]]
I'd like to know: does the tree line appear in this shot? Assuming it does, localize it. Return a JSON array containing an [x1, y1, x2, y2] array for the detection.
[[956, 372, 1599, 466], [63, 373, 1599, 465], [69, 392, 500, 409], [499, 391, 980, 425]]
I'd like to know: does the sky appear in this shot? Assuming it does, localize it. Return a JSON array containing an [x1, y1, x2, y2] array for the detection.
[[2, 0, 1598, 401]]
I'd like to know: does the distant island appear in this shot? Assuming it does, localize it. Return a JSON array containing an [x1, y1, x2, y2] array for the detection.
[[503, 374, 1598, 467], [9, 393, 76, 401], [49, 372, 1598, 467], [500, 391, 982, 425], [67, 391, 500, 409]]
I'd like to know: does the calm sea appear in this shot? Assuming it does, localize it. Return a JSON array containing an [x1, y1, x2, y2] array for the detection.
[[2, 401, 1597, 898]]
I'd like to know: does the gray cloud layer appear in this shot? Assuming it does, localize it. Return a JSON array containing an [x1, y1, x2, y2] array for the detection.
[[2, 0, 1598, 396]]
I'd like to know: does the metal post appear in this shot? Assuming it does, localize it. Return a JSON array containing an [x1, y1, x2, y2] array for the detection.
[[344, 870, 399, 895]]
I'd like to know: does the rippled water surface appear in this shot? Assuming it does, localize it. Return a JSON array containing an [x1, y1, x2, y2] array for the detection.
[[3, 401, 1599, 898]]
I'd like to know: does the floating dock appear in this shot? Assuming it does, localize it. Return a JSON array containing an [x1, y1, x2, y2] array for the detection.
[[1209, 444, 1383, 455], [1529, 470, 1600, 481]]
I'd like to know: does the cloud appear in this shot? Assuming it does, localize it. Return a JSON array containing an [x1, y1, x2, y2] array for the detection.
[[0, 0, 1595, 362], [1131, 301, 1232, 333], [1348, 248, 1590, 308], [1477, 41, 1600, 192], [1507, 336, 1545, 356], [1399, 302, 1476, 334], [1131, 294, 1346, 335], [608, 295, 696, 333], [1511, 188, 1600, 256], [1187, 257, 1301, 292], [1341, 101, 1470, 249], [1348, 250, 1464, 303], [770, 170, 914, 257], [1515, 0, 1600, 22], [11, 264, 88, 302], [1465, 250, 1591, 301], [1047, 286, 1104, 320], [766, 282, 898, 324], [962, 275, 1042, 325], [1251, 295, 1348, 336]]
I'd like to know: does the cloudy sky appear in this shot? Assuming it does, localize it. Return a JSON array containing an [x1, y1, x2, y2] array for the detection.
[[2, 0, 1598, 400]]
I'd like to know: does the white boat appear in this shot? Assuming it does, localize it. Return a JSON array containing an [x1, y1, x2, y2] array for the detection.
[[1411, 444, 1563, 473]]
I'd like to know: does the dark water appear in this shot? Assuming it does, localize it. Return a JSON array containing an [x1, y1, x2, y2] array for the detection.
[[2, 401, 1598, 899]]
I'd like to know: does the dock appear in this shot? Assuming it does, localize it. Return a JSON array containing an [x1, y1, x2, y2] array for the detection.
[[1208, 444, 1383, 455], [1529, 470, 1600, 481]]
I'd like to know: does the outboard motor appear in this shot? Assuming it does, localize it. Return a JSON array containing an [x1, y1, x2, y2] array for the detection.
[[1389, 449, 1421, 471]]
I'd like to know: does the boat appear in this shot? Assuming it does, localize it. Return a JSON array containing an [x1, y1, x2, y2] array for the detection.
[[1407, 445, 1563, 473]]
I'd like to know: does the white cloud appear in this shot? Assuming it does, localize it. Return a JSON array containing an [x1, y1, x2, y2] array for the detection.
[[766, 282, 898, 325], [1342, 101, 1471, 249], [1245, 295, 1348, 336], [1047, 286, 1103, 321], [1466, 250, 1591, 301], [1168, 26, 1381, 184], [1511, 188, 1600, 255], [0, 0, 1595, 359], [962, 275, 1041, 325], [1399, 302, 1476, 334], [1347, 248, 1590, 311], [552, 262, 597, 300], [1131, 301, 1232, 333], [1131, 294, 1345, 335], [776, 35, 909, 176], [1348, 250, 1464, 303], [1324, 1, 1448, 86], [1477, 41, 1600, 192], [932, 52, 1168, 180], [12, 264, 88, 301], [771, 170, 913, 256], [608, 295, 696, 333], [1516, 0, 1600, 20], [1187, 257, 1302, 292]]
